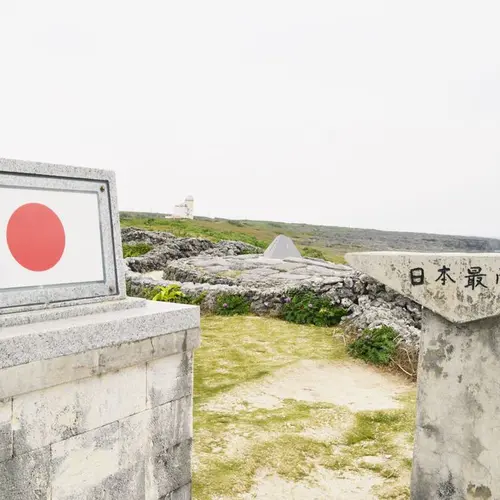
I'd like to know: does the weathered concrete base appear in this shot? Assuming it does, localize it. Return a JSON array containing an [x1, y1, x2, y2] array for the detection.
[[0, 299, 200, 500], [411, 309, 499, 499]]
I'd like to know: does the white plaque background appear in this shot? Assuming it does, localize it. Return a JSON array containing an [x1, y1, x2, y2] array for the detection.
[[0, 187, 104, 289]]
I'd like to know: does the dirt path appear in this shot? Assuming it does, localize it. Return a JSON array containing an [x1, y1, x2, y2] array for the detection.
[[203, 359, 411, 413], [193, 316, 416, 500]]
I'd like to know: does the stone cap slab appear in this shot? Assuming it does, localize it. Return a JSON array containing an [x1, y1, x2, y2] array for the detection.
[[0, 299, 200, 369], [346, 251, 500, 324]]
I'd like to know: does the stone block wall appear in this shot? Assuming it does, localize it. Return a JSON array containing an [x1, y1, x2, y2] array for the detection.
[[0, 300, 200, 500]]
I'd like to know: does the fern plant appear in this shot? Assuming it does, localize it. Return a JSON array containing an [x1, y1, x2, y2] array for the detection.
[[150, 285, 186, 303]]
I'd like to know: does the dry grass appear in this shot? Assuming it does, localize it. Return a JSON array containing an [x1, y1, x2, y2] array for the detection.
[[193, 316, 416, 499]]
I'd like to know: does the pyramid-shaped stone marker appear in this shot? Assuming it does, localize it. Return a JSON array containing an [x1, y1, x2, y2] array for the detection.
[[264, 235, 302, 259], [346, 251, 500, 323]]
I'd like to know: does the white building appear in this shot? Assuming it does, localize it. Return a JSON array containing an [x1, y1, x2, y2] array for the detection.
[[166, 195, 194, 220]]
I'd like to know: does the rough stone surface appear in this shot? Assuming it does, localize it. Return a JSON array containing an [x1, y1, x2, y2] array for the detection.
[[0, 328, 199, 400], [13, 364, 147, 455], [0, 293, 199, 499], [346, 251, 500, 323], [167, 483, 191, 500], [147, 353, 193, 408], [123, 229, 425, 355], [123, 227, 262, 273], [0, 448, 51, 500], [51, 411, 148, 500], [147, 439, 192, 500], [0, 299, 199, 370], [0, 297, 146, 329], [0, 398, 12, 462], [411, 309, 500, 499], [126, 255, 422, 352]]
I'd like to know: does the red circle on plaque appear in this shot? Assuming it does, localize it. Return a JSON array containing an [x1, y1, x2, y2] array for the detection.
[[6, 203, 66, 271]]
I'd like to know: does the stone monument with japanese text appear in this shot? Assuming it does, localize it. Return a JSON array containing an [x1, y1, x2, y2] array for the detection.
[[347, 251, 500, 499], [0, 158, 200, 499]]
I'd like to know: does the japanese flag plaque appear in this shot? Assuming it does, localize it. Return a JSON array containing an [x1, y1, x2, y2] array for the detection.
[[0, 158, 125, 312]]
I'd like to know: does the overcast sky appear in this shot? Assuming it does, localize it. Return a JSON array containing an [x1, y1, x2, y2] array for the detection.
[[1, 1, 499, 237]]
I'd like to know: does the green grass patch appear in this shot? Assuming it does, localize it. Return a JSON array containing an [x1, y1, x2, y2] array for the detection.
[[121, 216, 269, 248], [119, 213, 355, 262], [194, 316, 346, 405], [193, 316, 416, 499], [122, 242, 152, 258]]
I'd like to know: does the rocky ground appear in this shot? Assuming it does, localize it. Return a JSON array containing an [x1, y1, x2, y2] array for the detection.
[[123, 228, 422, 359]]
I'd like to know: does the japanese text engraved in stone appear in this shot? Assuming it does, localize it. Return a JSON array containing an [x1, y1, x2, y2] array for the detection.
[[435, 265, 456, 285], [465, 266, 487, 290]]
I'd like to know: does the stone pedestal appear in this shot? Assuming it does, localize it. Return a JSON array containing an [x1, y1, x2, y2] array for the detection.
[[0, 298, 200, 500], [347, 251, 500, 500], [412, 310, 497, 499]]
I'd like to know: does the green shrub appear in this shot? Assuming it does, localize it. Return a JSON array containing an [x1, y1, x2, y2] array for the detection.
[[149, 284, 187, 303], [123, 243, 152, 258], [190, 291, 208, 306], [347, 325, 398, 365], [216, 294, 251, 316], [282, 291, 348, 327], [145, 285, 207, 307], [301, 247, 326, 260]]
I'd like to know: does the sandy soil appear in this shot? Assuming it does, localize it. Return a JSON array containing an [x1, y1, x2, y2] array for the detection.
[[203, 359, 411, 413], [241, 467, 383, 500], [199, 359, 413, 499]]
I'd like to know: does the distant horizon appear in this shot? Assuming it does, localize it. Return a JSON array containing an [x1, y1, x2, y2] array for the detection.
[[120, 209, 500, 241]]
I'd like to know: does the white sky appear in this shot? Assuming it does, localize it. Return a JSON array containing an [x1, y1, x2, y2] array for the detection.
[[1, 1, 499, 237]]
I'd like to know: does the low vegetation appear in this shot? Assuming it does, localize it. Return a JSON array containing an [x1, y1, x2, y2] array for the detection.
[[300, 246, 327, 260], [121, 215, 268, 249], [282, 290, 348, 327], [193, 316, 416, 499], [215, 294, 251, 316], [122, 242, 152, 258], [142, 284, 206, 306], [120, 213, 352, 263], [348, 325, 398, 366]]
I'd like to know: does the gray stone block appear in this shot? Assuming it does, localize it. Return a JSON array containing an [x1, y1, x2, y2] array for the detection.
[[185, 328, 202, 352], [0, 300, 200, 370], [0, 447, 50, 500], [150, 397, 193, 454], [152, 331, 187, 359], [14, 364, 147, 455], [97, 337, 154, 372], [0, 349, 98, 400], [0, 297, 146, 329], [147, 439, 192, 499], [0, 398, 12, 462], [51, 411, 148, 500], [0, 329, 200, 400], [147, 353, 193, 408], [165, 483, 191, 500]]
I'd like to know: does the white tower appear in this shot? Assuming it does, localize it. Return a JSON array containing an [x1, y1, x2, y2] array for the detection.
[[185, 195, 194, 219]]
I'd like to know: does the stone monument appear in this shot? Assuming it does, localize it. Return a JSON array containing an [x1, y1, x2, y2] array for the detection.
[[346, 251, 500, 499], [0, 158, 200, 499], [264, 234, 301, 259]]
